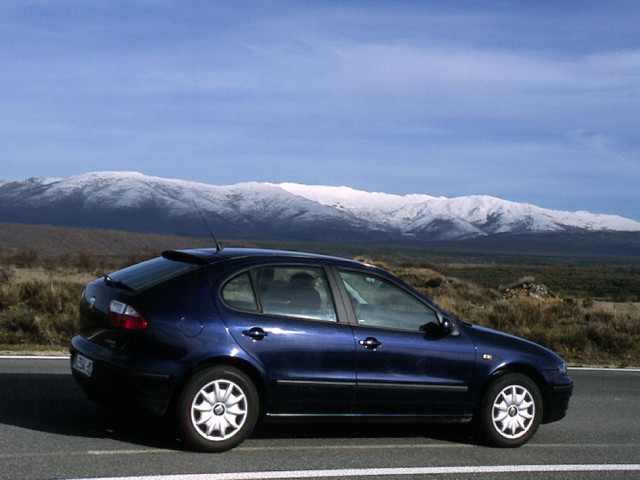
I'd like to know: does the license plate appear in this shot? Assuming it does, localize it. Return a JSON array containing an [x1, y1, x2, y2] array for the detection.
[[72, 354, 93, 377]]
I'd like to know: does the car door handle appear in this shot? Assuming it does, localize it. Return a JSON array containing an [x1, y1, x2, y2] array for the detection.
[[242, 327, 267, 341], [359, 337, 381, 350]]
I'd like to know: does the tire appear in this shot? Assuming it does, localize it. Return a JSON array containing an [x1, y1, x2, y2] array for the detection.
[[476, 373, 542, 447], [176, 366, 259, 452]]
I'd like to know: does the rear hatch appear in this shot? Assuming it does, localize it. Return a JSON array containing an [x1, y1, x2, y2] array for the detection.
[[78, 255, 202, 350]]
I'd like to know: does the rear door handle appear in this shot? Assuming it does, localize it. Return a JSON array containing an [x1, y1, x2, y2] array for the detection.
[[359, 337, 381, 350], [242, 327, 267, 341]]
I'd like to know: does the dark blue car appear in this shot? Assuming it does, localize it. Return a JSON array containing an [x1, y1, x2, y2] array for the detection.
[[70, 247, 573, 451]]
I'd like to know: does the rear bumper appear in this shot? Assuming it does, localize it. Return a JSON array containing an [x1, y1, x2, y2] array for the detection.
[[70, 336, 182, 416]]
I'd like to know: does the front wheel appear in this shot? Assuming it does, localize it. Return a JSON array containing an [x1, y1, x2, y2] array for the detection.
[[476, 373, 542, 447], [176, 366, 259, 452]]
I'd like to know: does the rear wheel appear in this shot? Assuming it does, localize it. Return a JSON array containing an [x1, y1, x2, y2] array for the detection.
[[176, 366, 259, 452], [476, 373, 542, 447]]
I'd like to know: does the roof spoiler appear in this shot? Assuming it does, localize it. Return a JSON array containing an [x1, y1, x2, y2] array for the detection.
[[161, 250, 210, 266]]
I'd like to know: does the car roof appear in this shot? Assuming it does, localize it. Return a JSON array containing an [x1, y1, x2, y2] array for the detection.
[[161, 247, 368, 268]]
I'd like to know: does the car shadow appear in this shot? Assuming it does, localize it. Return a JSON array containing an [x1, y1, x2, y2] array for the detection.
[[253, 419, 476, 446], [0, 372, 478, 451], [0, 372, 183, 450]]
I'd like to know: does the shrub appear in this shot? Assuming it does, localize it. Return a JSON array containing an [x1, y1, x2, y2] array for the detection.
[[0, 245, 8, 267], [13, 246, 40, 268], [0, 268, 12, 286], [0, 278, 82, 347], [585, 321, 635, 355]]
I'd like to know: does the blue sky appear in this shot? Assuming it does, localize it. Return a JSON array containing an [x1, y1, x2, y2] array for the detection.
[[2, 1, 640, 220]]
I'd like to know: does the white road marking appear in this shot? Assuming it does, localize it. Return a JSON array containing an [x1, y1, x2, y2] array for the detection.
[[67, 464, 640, 480], [1, 442, 638, 460], [0, 355, 69, 359], [570, 366, 640, 372]]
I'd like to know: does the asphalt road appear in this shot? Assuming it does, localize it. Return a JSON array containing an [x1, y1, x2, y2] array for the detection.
[[0, 358, 639, 480]]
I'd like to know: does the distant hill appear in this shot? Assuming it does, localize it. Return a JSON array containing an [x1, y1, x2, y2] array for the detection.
[[426, 231, 640, 259], [0, 223, 210, 259], [1, 171, 639, 257], [1, 222, 639, 263]]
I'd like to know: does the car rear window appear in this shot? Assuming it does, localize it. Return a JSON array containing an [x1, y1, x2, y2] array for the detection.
[[106, 257, 200, 292]]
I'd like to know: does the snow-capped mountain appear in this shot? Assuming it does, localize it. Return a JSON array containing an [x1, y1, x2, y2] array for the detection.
[[1, 171, 639, 244], [277, 183, 640, 234]]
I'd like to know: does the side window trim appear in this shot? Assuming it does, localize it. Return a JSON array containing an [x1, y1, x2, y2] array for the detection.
[[326, 266, 359, 326]]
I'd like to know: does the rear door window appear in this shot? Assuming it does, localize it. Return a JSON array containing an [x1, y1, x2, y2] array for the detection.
[[221, 266, 337, 322], [220, 272, 258, 311]]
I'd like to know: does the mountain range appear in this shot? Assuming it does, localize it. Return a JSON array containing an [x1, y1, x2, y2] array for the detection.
[[1, 171, 639, 251]]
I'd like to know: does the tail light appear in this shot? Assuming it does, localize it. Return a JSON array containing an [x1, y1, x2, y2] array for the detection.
[[109, 300, 147, 330]]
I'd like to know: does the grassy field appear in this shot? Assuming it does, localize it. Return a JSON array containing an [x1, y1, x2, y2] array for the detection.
[[1, 224, 639, 365]]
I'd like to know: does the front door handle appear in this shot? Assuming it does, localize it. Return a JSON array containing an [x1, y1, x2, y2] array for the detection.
[[359, 337, 381, 350], [242, 327, 267, 341]]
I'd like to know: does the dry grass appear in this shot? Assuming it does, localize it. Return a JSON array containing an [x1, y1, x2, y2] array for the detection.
[[1, 253, 639, 366], [391, 265, 640, 367], [0, 273, 84, 348]]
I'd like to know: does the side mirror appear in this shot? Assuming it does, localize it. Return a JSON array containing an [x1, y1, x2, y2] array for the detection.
[[420, 322, 443, 337], [421, 314, 460, 338], [440, 314, 459, 337]]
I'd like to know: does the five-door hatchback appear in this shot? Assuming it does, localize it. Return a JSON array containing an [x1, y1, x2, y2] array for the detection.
[[70, 247, 573, 451]]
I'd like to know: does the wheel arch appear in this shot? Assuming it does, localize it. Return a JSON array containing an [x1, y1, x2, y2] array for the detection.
[[171, 355, 269, 417], [475, 363, 547, 416]]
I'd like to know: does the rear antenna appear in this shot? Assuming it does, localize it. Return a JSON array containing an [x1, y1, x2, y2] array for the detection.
[[192, 200, 223, 252]]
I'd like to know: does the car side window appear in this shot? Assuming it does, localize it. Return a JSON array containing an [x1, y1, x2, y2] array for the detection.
[[338, 270, 438, 332], [221, 266, 338, 322], [221, 271, 259, 312], [254, 266, 337, 322]]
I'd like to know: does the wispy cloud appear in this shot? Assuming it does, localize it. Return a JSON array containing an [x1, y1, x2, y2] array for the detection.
[[1, 1, 639, 219]]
